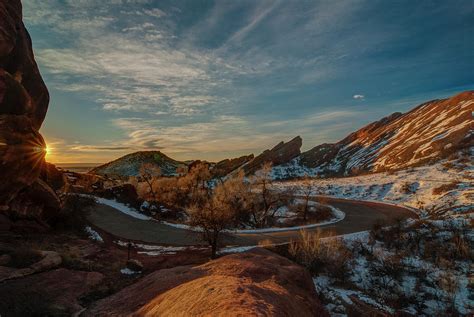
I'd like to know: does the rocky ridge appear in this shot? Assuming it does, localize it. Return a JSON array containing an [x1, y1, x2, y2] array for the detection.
[[0, 0, 60, 224], [298, 91, 473, 176]]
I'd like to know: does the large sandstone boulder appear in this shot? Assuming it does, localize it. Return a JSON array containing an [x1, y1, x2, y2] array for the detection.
[[0, 1, 49, 127], [211, 154, 254, 178], [86, 248, 328, 316], [0, 0, 59, 220], [244, 136, 302, 175], [0, 114, 46, 209]]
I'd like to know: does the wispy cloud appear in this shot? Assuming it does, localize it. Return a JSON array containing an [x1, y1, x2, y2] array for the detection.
[[27, 0, 474, 162]]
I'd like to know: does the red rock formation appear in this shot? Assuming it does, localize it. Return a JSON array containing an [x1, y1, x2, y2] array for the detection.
[[86, 248, 328, 316], [243, 136, 302, 175], [211, 154, 254, 178], [0, 1, 58, 221], [301, 91, 474, 175]]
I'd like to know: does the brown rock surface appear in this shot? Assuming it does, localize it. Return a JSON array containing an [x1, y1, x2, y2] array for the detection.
[[0, 268, 104, 316], [300, 91, 474, 175], [212, 154, 254, 178], [0, 0, 49, 127], [41, 162, 66, 192], [86, 248, 327, 316], [244, 136, 302, 175], [0, 0, 58, 220]]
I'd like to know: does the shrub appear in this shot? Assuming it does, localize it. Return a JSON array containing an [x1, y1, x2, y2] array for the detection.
[[400, 182, 417, 194], [289, 230, 353, 281]]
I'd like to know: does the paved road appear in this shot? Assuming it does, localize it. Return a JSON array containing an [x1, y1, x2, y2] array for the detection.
[[87, 196, 417, 247]]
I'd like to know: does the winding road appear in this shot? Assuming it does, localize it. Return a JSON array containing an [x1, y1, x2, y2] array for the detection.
[[87, 197, 417, 247]]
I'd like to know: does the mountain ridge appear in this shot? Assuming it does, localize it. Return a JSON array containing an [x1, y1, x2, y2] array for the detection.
[[89, 90, 473, 179]]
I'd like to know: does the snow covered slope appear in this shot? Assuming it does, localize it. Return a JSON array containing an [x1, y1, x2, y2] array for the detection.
[[276, 149, 473, 217], [90, 151, 186, 178], [297, 91, 473, 176]]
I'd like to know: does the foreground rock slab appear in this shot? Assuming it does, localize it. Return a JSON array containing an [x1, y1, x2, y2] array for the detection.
[[0, 268, 104, 315], [87, 248, 327, 316]]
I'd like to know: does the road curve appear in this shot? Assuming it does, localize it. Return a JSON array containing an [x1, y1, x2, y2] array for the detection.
[[87, 196, 417, 247]]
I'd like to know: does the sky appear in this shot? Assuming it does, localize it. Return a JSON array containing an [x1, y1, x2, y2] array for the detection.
[[23, 0, 474, 164]]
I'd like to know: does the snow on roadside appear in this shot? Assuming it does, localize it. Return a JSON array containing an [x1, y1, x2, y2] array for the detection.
[[114, 240, 207, 256], [85, 226, 104, 243], [120, 268, 140, 275], [162, 205, 345, 234], [94, 197, 151, 220], [79, 194, 152, 220], [275, 158, 473, 217], [218, 246, 257, 255]]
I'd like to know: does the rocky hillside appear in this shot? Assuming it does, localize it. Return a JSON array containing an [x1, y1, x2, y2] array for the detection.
[[243, 136, 302, 175], [297, 91, 473, 176], [90, 151, 186, 178], [211, 154, 254, 178], [86, 248, 327, 316], [0, 0, 60, 224], [90, 136, 302, 179]]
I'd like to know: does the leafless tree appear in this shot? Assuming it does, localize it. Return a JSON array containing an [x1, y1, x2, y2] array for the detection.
[[139, 163, 161, 201], [249, 162, 287, 228], [188, 173, 243, 258], [299, 175, 316, 221]]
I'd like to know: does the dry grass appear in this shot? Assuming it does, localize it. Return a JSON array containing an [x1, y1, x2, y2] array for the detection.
[[289, 230, 353, 281]]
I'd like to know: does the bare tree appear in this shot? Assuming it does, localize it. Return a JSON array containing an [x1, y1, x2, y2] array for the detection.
[[299, 175, 316, 221], [139, 163, 161, 201], [187, 170, 255, 258], [249, 162, 287, 228]]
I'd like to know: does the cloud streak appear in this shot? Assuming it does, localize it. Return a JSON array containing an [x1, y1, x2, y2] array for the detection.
[[26, 0, 474, 162]]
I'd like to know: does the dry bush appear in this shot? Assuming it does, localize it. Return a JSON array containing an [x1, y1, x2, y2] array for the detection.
[[139, 163, 161, 201], [187, 171, 248, 258], [432, 181, 460, 195], [289, 230, 353, 281], [400, 182, 417, 194], [248, 162, 292, 228], [449, 233, 472, 260]]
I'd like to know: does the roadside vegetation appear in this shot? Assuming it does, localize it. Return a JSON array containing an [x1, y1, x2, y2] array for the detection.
[[286, 217, 473, 315], [128, 161, 338, 256]]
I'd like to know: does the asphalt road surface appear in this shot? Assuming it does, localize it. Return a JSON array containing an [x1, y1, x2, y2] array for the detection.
[[87, 196, 417, 247]]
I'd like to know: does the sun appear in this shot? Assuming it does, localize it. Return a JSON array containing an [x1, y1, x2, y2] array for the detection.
[[45, 145, 51, 158]]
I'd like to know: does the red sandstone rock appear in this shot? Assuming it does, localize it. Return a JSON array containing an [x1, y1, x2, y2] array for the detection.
[[301, 91, 474, 175], [0, 0, 58, 221], [244, 136, 302, 175], [86, 248, 328, 316]]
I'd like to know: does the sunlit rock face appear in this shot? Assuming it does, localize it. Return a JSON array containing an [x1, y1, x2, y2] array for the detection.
[[0, 0, 56, 219]]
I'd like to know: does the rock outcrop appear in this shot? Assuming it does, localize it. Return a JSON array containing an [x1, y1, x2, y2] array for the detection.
[[0, 1, 59, 221], [86, 248, 328, 316], [243, 136, 302, 175], [211, 154, 254, 178], [299, 91, 474, 176], [0, 268, 104, 316]]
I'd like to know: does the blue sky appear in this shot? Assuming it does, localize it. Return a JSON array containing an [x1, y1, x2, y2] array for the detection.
[[24, 0, 474, 163]]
